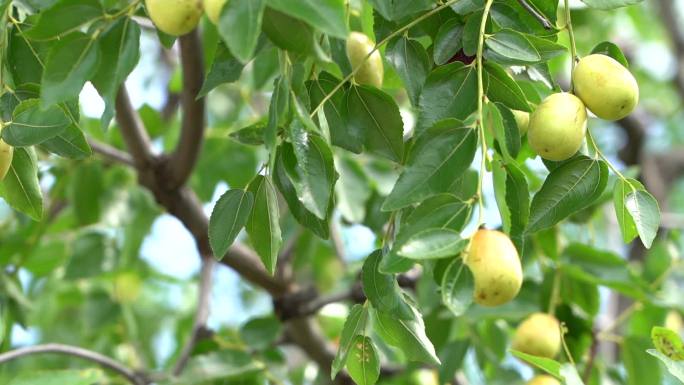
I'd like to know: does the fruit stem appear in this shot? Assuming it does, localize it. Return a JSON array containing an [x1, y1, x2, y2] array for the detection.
[[475, 0, 495, 228], [547, 267, 561, 314], [309, 0, 462, 119], [564, 0, 578, 91], [560, 322, 576, 366]]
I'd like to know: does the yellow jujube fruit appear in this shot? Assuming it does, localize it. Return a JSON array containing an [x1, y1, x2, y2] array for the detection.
[[512, 109, 530, 136], [346, 32, 383, 88], [465, 229, 523, 307], [145, 0, 203, 36], [573, 54, 639, 121], [512, 313, 562, 359], [528, 93, 587, 161], [204, 0, 227, 24], [526, 375, 561, 385], [0, 138, 13, 181]]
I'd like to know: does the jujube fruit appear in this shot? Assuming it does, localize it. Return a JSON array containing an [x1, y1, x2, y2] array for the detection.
[[346, 32, 384, 88], [573, 54, 639, 121], [203, 0, 227, 24], [528, 93, 587, 161], [526, 375, 561, 385], [512, 312, 561, 358], [465, 229, 523, 307], [0, 138, 13, 181], [512, 109, 530, 136], [145, 0, 203, 36]]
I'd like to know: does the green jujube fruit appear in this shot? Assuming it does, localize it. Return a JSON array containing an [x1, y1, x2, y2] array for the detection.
[[573, 54, 639, 121], [512, 312, 562, 359], [528, 93, 587, 161], [145, 0, 203, 36], [465, 229, 523, 307], [204, 0, 227, 24], [346, 32, 384, 88]]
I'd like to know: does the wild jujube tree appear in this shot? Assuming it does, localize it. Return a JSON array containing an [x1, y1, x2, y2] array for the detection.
[[0, 0, 681, 385]]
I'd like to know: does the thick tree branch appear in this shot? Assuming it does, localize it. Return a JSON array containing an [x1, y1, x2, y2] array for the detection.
[[88, 138, 135, 166], [168, 30, 206, 188], [0, 344, 147, 385], [115, 86, 155, 167], [173, 257, 214, 375]]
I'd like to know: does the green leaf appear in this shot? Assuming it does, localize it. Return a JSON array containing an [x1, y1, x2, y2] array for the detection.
[[92, 18, 141, 128], [527, 157, 608, 233], [209, 189, 255, 259], [71, 161, 103, 225], [266, 0, 348, 39], [590, 41, 629, 67], [241, 316, 283, 350], [580, 0, 643, 10], [382, 194, 472, 273], [229, 121, 266, 146], [372, 304, 440, 365], [0, 147, 43, 220], [625, 189, 660, 249], [285, 122, 337, 220], [623, 336, 662, 385], [7, 29, 48, 85], [265, 76, 290, 150], [344, 85, 405, 162], [346, 335, 380, 385], [614, 178, 643, 244], [9, 369, 103, 385], [332, 304, 369, 379], [309, 72, 361, 152], [524, 34, 567, 61], [503, 161, 529, 251], [273, 144, 330, 238], [383, 121, 476, 211], [261, 7, 316, 54], [386, 37, 431, 106], [397, 228, 466, 260], [485, 29, 541, 65], [418, 63, 478, 132], [3, 99, 69, 146], [40, 117, 92, 159], [433, 19, 464, 66], [362, 250, 413, 319], [441, 257, 474, 316], [485, 62, 531, 112], [41, 32, 100, 107], [177, 350, 265, 384], [335, 153, 371, 223], [561, 243, 647, 298], [369, 0, 433, 21], [198, 42, 245, 97], [246, 176, 282, 274], [510, 350, 562, 378], [647, 349, 684, 383], [218, 0, 266, 63], [25, 0, 103, 40], [652, 327, 684, 361], [484, 103, 519, 161]]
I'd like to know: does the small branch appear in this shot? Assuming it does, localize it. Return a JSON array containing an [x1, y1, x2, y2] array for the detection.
[[173, 257, 215, 375], [516, 0, 553, 29], [88, 138, 135, 166], [115, 86, 155, 167], [0, 343, 147, 385], [582, 330, 599, 383], [168, 30, 206, 189]]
